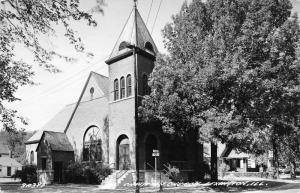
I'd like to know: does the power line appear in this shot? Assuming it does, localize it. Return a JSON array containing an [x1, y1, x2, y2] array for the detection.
[[11, 57, 107, 108], [151, 0, 163, 34], [146, 0, 154, 25], [11, 64, 108, 109]]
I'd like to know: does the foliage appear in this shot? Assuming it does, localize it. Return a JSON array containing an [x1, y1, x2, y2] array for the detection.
[[139, 0, 300, 177], [219, 163, 230, 179], [255, 154, 269, 170], [2, 130, 34, 164], [164, 164, 186, 183], [64, 161, 111, 184], [0, 0, 104, 133], [14, 164, 37, 183]]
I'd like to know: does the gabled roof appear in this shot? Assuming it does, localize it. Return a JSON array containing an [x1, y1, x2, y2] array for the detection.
[[221, 147, 251, 159], [36, 131, 73, 152], [91, 71, 109, 98], [227, 150, 250, 159], [25, 71, 109, 144], [107, 6, 158, 61], [25, 103, 76, 144], [64, 71, 108, 133], [0, 144, 10, 154], [0, 157, 22, 167]]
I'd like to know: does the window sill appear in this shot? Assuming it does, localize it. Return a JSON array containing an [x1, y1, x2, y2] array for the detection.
[[110, 96, 134, 104]]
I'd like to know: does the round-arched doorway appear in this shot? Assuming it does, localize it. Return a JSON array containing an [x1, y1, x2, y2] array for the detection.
[[145, 134, 158, 170], [116, 135, 130, 170]]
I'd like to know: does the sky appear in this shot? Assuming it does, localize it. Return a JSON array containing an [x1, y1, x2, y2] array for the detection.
[[5, 0, 300, 132], [6, 0, 190, 132]]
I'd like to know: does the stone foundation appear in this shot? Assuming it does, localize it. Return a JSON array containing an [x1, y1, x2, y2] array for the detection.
[[37, 170, 54, 184]]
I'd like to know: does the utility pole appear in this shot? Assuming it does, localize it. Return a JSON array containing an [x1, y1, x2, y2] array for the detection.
[[133, 1, 140, 192]]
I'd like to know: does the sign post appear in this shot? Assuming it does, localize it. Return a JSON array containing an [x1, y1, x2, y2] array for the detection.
[[152, 149, 160, 185]]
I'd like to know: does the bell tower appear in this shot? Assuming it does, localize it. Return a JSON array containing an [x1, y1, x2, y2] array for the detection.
[[105, 2, 158, 170]]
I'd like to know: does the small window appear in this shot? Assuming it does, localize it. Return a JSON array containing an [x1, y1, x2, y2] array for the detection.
[[119, 41, 128, 51], [114, 79, 119, 100], [42, 158, 46, 170], [142, 74, 150, 95], [30, 151, 34, 164], [120, 77, 125, 99], [145, 42, 154, 52], [236, 159, 241, 168], [126, 74, 132, 97], [7, 167, 11, 176], [90, 87, 94, 100]]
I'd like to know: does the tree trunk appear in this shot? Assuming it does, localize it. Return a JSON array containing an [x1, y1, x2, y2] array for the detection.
[[198, 143, 204, 181], [272, 139, 279, 179], [210, 142, 218, 181], [290, 161, 296, 179]]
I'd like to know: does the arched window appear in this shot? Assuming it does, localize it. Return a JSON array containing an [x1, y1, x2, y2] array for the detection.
[[30, 151, 34, 164], [119, 41, 128, 51], [114, 79, 119, 100], [126, 74, 132, 97], [90, 87, 94, 100], [142, 74, 150, 95], [83, 126, 102, 162], [145, 42, 154, 52], [120, 76, 125, 99]]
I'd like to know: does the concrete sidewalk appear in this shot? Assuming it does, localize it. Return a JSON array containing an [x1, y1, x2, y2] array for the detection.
[[0, 178, 20, 183]]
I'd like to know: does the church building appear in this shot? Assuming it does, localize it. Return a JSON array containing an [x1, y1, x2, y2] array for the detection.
[[25, 3, 203, 185]]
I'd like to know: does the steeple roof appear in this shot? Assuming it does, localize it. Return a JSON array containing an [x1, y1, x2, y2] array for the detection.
[[107, 6, 158, 60]]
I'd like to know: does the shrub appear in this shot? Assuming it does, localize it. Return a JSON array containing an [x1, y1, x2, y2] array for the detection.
[[164, 164, 185, 183], [64, 161, 112, 184], [219, 163, 230, 178], [14, 164, 37, 183]]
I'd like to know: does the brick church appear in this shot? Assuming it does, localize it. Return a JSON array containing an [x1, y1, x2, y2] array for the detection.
[[25, 3, 203, 185]]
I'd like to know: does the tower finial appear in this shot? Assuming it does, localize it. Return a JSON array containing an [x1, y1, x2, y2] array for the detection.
[[134, 0, 137, 8]]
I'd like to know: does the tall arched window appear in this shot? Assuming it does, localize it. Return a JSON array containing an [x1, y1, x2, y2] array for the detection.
[[142, 74, 150, 95], [119, 41, 128, 51], [145, 42, 154, 52], [120, 76, 125, 99], [83, 126, 102, 162], [114, 79, 119, 100], [30, 151, 34, 164], [126, 74, 132, 97]]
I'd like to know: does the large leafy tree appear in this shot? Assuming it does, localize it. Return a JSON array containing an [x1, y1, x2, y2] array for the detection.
[[139, 0, 300, 180], [0, 0, 104, 132]]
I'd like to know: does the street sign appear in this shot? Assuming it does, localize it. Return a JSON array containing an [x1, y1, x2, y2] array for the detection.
[[152, 152, 160, 157], [152, 149, 159, 185], [152, 149, 160, 157]]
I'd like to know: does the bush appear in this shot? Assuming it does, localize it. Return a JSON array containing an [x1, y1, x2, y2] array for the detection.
[[64, 161, 112, 184], [219, 163, 230, 178], [165, 164, 185, 183], [14, 164, 37, 183]]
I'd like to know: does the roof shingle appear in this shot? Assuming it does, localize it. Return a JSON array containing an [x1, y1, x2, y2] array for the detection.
[[38, 131, 73, 152]]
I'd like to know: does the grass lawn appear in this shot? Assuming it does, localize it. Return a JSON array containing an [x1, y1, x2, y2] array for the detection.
[[0, 180, 290, 193]]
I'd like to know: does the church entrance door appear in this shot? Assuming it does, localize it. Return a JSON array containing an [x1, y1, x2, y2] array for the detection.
[[53, 161, 63, 183], [117, 135, 130, 170], [145, 134, 158, 170]]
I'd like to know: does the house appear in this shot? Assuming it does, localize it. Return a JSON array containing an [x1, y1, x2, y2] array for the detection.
[[0, 144, 22, 177], [204, 143, 273, 174], [25, 3, 203, 185], [219, 146, 273, 173], [220, 147, 258, 172]]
